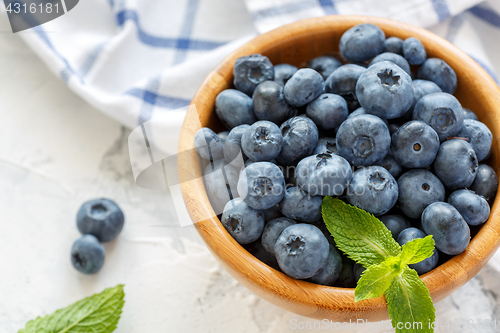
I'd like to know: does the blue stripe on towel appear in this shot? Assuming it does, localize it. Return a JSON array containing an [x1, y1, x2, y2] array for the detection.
[[318, 0, 337, 15], [445, 13, 465, 43], [116, 10, 225, 51], [126, 88, 191, 110], [431, 0, 451, 22], [469, 5, 500, 28], [173, 0, 201, 64]]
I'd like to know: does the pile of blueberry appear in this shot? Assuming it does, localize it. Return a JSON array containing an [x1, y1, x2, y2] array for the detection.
[[194, 23, 498, 286], [70, 198, 125, 274]]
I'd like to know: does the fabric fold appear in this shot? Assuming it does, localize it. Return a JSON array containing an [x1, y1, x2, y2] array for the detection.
[[4, 0, 497, 135]]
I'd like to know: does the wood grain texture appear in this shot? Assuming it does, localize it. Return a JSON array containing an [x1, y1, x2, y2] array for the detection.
[[178, 16, 500, 321]]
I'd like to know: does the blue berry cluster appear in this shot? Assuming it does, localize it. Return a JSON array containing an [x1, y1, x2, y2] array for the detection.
[[71, 198, 125, 274], [194, 23, 497, 285]]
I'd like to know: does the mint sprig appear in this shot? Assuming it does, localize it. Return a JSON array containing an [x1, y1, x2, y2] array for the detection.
[[322, 197, 436, 333], [18, 284, 125, 333], [321, 197, 401, 267]]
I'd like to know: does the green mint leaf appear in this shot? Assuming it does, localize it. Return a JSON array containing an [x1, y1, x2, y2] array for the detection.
[[400, 235, 435, 266], [18, 284, 125, 333], [386, 267, 435, 333], [355, 256, 403, 301], [322, 197, 401, 267]]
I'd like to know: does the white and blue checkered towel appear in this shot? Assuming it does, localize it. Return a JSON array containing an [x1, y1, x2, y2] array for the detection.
[[6, 0, 500, 138]]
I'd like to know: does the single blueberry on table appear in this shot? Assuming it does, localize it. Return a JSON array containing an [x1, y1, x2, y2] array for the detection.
[[261, 217, 297, 255], [233, 54, 274, 96], [417, 58, 457, 94], [221, 198, 265, 245], [296, 153, 353, 196], [306, 93, 348, 130], [379, 215, 411, 239], [402, 37, 427, 65], [412, 92, 464, 141], [397, 227, 439, 275], [433, 139, 478, 190], [384, 36, 404, 55], [313, 137, 338, 155], [274, 223, 330, 279], [215, 89, 257, 129], [278, 186, 323, 222], [336, 114, 391, 166], [308, 245, 343, 286], [470, 164, 498, 202], [421, 202, 470, 255], [77, 198, 125, 242], [376, 153, 403, 179], [397, 169, 445, 219], [194, 127, 225, 161], [356, 61, 414, 119], [237, 162, 285, 210], [284, 68, 324, 107], [448, 189, 490, 226], [223, 124, 250, 163], [204, 158, 240, 214], [241, 120, 283, 162], [369, 52, 411, 75], [346, 166, 398, 216], [276, 116, 319, 166], [462, 108, 479, 120], [71, 234, 105, 274], [339, 23, 385, 62], [456, 119, 493, 162], [274, 63, 298, 86], [252, 81, 296, 125], [391, 120, 440, 168], [308, 55, 342, 79], [324, 64, 366, 111]]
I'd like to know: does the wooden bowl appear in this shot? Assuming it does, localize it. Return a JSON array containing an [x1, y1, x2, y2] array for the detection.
[[178, 15, 500, 321]]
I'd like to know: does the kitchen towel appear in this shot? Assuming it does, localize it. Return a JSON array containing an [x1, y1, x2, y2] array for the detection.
[[4, 0, 500, 145]]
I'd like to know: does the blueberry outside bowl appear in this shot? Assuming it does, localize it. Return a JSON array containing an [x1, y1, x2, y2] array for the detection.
[[178, 16, 500, 321]]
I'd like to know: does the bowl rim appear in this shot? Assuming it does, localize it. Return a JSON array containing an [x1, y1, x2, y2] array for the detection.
[[178, 15, 500, 321]]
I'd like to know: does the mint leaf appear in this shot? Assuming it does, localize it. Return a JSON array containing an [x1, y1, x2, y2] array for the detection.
[[355, 256, 402, 301], [322, 197, 436, 332], [386, 267, 435, 333], [18, 284, 125, 333], [400, 235, 435, 266], [322, 197, 401, 267]]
